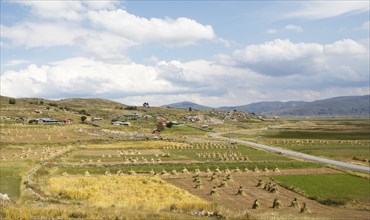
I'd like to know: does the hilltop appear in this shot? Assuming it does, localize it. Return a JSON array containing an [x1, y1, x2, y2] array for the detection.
[[162, 101, 213, 110], [165, 95, 370, 116]]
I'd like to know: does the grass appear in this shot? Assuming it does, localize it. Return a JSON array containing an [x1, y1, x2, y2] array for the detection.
[[224, 122, 370, 164], [86, 140, 190, 149], [52, 161, 321, 175], [2, 99, 369, 218], [0, 160, 36, 199], [48, 176, 213, 211], [0, 176, 21, 199], [273, 173, 370, 206], [0, 203, 212, 220], [263, 129, 370, 140]]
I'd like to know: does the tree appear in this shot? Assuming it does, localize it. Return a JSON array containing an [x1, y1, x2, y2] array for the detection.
[[79, 109, 88, 115], [81, 116, 87, 122], [189, 107, 192, 111], [9, 98, 16, 104]]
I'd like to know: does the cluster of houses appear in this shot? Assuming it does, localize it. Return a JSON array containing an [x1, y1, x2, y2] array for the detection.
[[210, 110, 256, 120], [28, 118, 73, 124]]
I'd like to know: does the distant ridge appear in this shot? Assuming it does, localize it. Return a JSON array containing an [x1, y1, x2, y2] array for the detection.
[[162, 101, 213, 110], [164, 95, 370, 116]]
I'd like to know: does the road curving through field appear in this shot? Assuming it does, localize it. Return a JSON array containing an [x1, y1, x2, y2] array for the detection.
[[209, 131, 370, 173]]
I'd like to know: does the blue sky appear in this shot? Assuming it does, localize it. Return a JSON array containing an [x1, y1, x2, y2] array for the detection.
[[1, 1, 369, 107]]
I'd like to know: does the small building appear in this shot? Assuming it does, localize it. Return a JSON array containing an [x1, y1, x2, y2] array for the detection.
[[111, 121, 131, 126], [143, 115, 153, 119], [61, 118, 73, 124], [124, 113, 140, 120], [92, 116, 103, 121], [29, 118, 59, 124], [171, 121, 184, 126]]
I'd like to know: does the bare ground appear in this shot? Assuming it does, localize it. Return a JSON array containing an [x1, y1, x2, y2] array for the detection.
[[163, 168, 369, 220]]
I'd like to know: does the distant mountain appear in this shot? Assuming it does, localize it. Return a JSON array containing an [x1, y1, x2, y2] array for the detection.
[[221, 95, 369, 116], [165, 95, 369, 116], [163, 101, 213, 110], [270, 95, 370, 116], [219, 101, 306, 113]]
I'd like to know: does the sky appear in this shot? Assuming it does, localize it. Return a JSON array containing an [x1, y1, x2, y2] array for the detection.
[[1, 1, 369, 107]]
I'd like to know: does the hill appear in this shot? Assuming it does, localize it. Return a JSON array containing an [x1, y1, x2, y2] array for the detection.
[[165, 95, 369, 116], [271, 95, 370, 116], [219, 95, 369, 116], [162, 101, 213, 110], [219, 101, 306, 113]]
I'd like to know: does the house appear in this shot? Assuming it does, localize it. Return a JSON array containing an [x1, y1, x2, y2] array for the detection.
[[124, 113, 140, 120], [61, 118, 73, 124], [111, 121, 131, 126], [28, 118, 59, 124], [158, 120, 169, 126], [171, 121, 184, 126], [92, 116, 103, 121], [143, 115, 153, 119]]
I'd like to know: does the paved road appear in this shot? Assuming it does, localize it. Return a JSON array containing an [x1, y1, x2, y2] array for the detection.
[[209, 132, 370, 173]]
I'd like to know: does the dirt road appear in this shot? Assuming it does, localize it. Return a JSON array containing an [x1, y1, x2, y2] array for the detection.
[[209, 131, 370, 173]]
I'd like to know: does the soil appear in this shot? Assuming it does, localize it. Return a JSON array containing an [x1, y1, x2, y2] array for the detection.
[[163, 168, 370, 220]]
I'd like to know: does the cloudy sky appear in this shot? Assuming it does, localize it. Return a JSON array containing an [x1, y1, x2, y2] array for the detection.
[[1, 1, 369, 107]]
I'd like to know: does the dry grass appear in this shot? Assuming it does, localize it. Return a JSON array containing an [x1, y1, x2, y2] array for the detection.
[[48, 175, 213, 211], [87, 140, 191, 149]]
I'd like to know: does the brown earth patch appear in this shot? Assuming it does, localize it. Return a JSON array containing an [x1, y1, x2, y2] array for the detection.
[[163, 169, 369, 220]]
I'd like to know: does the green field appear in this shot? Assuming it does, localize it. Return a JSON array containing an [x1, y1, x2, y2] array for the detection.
[[273, 174, 370, 206], [1, 96, 369, 219], [223, 119, 370, 164]]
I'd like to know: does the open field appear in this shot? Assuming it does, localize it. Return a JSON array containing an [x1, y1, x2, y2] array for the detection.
[[223, 119, 370, 166], [48, 175, 213, 211], [1, 97, 369, 219], [273, 174, 370, 208], [164, 171, 370, 220]]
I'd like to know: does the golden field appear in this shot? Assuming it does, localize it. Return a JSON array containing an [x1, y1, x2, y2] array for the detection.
[[48, 175, 214, 211]]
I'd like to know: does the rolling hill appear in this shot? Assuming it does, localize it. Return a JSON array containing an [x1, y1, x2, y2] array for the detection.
[[162, 101, 213, 110], [165, 95, 370, 116]]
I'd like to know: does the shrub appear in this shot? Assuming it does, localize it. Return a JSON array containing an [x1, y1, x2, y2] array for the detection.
[[81, 116, 87, 122], [125, 106, 137, 110], [78, 109, 88, 115], [8, 98, 16, 104]]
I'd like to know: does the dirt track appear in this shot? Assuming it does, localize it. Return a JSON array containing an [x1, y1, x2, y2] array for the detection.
[[209, 131, 370, 173]]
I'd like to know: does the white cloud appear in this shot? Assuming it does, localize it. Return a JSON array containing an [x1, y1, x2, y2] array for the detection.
[[284, 1, 369, 20], [229, 39, 368, 79], [1, 57, 177, 98], [266, 29, 277, 34], [1, 23, 84, 48], [4, 59, 31, 67], [88, 9, 215, 46], [233, 39, 322, 64], [285, 25, 303, 32], [20, 1, 85, 21], [1, 39, 368, 107], [361, 21, 370, 31], [1, 5, 216, 60], [83, 1, 118, 10], [324, 39, 368, 55]]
